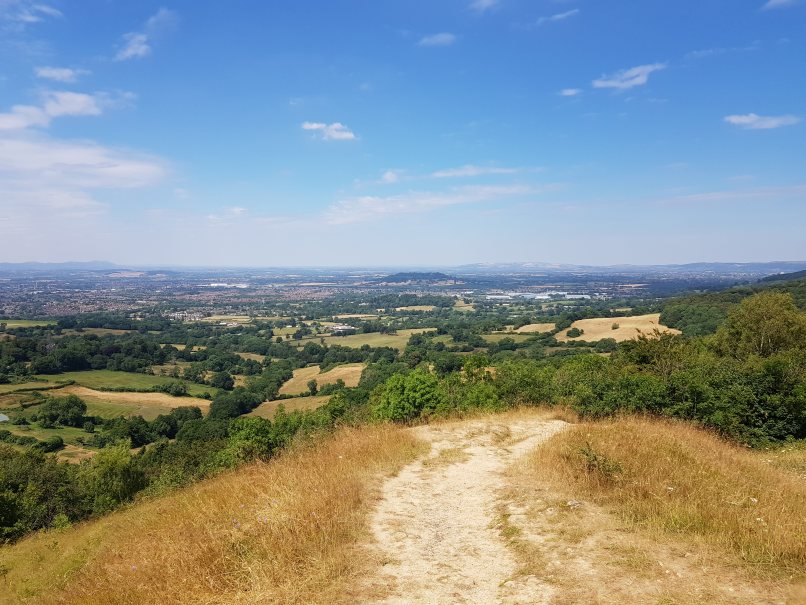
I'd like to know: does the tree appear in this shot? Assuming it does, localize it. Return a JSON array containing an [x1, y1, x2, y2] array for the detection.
[[716, 292, 806, 358], [307, 379, 318, 395], [373, 369, 444, 422], [210, 371, 235, 390], [39, 394, 86, 427]]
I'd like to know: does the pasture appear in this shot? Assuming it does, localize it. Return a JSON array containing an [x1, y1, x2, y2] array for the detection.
[[555, 313, 681, 342], [248, 395, 333, 419], [34, 370, 215, 397], [55, 385, 210, 420], [395, 305, 436, 312], [278, 363, 365, 396], [234, 352, 266, 362], [0, 319, 56, 328]]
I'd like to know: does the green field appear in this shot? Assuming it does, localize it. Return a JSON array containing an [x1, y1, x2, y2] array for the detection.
[[0, 381, 59, 395], [2, 422, 88, 446], [34, 370, 215, 397], [1, 319, 57, 328]]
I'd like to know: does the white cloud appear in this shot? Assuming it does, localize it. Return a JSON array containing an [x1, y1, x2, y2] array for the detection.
[[326, 184, 535, 224], [0, 132, 168, 221], [724, 113, 800, 129], [381, 170, 402, 184], [116, 33, 150, 60], [470, 0, 500, 14], [34, 66, 91, 83], [559, 88, 582, 97], [115, 8, 178, 61], [302, 121, 357, 141], [431, 165, 519, 178], [418, 33, 457, 47], [537, 9, 580, 25], [43, 91, 102, 117], [592, 63, 666, 90], [762, 0, 799, 9], [0, 91, 112, 130]]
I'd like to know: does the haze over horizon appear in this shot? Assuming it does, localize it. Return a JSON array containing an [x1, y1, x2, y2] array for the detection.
[[1, 0, 804, 266]]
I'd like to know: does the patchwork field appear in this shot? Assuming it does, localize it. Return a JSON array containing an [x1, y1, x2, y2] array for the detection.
[[0, 380, 60, 395], [324, 328, 436, 350], [0, 319, 57, 328], [248, 395, 333, 419], [395, 305, 436, 312], [54, 385, 210, 420], [234, 352, 266, 362], [556, 313, 681, 342], [482, 333, 538, 344], [514, 322, 556, 334], [453, 300, 475, 312], [278, 363, 365, 396], [34, 370, 215, 397], [333, 313, 378, 319]]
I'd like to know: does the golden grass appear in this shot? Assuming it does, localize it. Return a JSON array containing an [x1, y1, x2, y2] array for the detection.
[[278, 363, 365, 396], [514, 323, 556, 334], [527, 417, 806, 578], [759, 440, 806, 478], [0, 425, 424, 605], [234, 352, 266, 362], [555, 312, 681, 342], [395, 305, 436, 312], [248, 395, 333, 419]]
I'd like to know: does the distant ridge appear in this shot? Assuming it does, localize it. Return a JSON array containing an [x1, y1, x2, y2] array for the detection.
[[760, 269, 806, 283], [0, 261, 120, 272], [379, 272, 453, 283]]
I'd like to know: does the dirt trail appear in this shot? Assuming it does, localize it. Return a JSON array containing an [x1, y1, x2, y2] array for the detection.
[[365, 417, 567, 605]]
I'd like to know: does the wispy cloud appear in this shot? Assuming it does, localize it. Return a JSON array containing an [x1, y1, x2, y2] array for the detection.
[[34, 66, 91, 83], [537, 9, 580, 26], [724, 113, 800, 129], [417, 32, 457, 47], [469, 0, 500, 14], [685, 42, 760, 60], [115, 8, 178, 61], [761, 0, 799, 9], [302, 121, 357, 141], [326, 184, 536, 224], [431, 165, 519, 178], [0, 1, 61, 24], [659, 185, 806, 205], [559, 88, 582, 97], [592, 63, 666, 90]]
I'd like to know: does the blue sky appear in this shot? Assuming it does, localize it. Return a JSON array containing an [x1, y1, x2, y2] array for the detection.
[[0, 0, 804, 266]]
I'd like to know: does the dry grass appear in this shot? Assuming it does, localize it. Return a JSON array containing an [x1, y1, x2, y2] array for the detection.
[[57, 385, 210, 418], [514, 323, 556, 334], [0, 425, 424, 605], [278, 363, 365, 396], [555, 312, 681, 342], [248, 395, 333, 419], [395, 305, 436, 312], [528, 417, 806, 577], [234, 352, 266, 362], [759, 441, 806, 478]]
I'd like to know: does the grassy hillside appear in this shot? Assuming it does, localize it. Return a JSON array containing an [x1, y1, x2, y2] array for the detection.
[[0, 425, 423, 605], [523, 417, 806, 578]]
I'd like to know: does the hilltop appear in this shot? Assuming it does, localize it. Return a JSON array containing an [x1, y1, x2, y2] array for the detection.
[[1, 410, 803, 604]]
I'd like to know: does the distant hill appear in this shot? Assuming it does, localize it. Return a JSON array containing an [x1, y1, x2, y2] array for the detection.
[[379, 272, 454, 283], [760, 270, 806, 283], [0, 261, 120, 272]]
